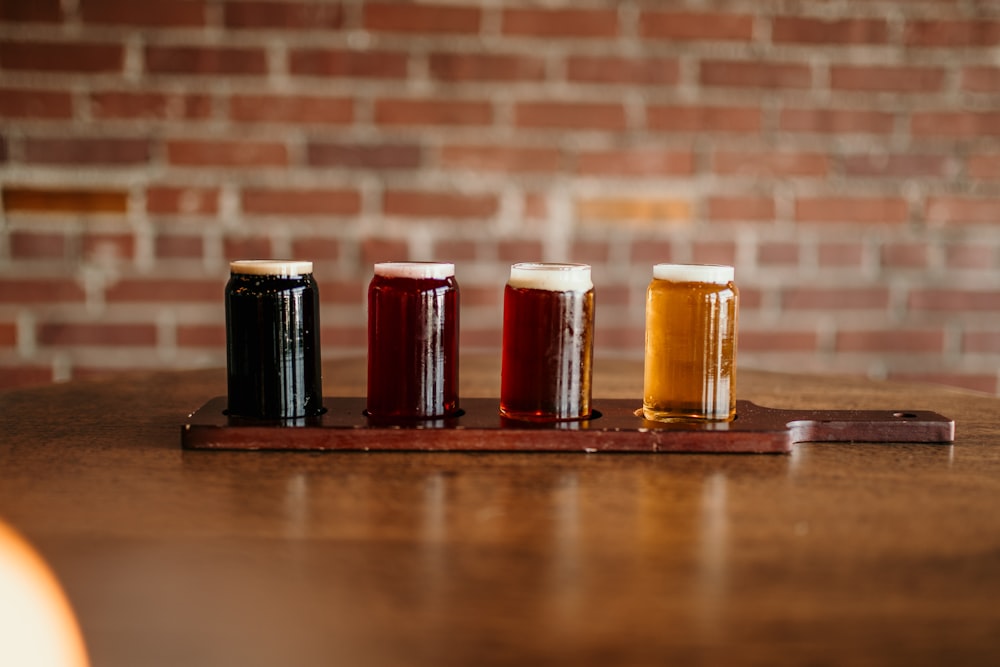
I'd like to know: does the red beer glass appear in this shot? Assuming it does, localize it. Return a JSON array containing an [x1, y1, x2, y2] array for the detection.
[[366, 262, 459, 419], [500, 263, 595, 421]]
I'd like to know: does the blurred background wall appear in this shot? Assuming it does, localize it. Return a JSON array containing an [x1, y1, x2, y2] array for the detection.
[[1, 0, 999, 393]]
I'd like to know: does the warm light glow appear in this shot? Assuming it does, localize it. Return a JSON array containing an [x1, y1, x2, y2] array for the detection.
[[0, 521, 89, 667]]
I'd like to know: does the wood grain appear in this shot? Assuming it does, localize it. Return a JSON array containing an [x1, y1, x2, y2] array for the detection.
[[0, 356, 997, 667]]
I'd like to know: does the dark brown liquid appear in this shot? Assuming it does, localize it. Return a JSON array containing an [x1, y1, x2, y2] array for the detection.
[[225, 272, 323, 419], [367, 274, 459, 418], [500, 285, 594, 421]]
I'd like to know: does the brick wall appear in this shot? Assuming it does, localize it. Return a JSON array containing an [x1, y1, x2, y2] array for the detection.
[[1, 0, 999, 394]]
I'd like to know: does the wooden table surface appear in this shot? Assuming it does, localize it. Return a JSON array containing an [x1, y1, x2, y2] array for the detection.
[[1, 356, 998, 666]]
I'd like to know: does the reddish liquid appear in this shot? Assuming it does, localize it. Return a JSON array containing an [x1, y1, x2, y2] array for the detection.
[[367, 274, 459, 418], [500, 285, 594, 421]]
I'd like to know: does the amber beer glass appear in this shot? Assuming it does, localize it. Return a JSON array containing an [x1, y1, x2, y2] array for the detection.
[[643, 264, 738, 422], [500, 263, 595, 421], [367, 262, 459, 419], [225, 260, 323, 419]]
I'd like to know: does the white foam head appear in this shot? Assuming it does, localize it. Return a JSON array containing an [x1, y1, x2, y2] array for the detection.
[[230, 260, 313, 276], [652, 263, 734, 285], [508, 263, 593, 292], [374, 262, 455, 280]]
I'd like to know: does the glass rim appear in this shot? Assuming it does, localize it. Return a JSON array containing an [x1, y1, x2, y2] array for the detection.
[[230, 259, 313, 276], [652, 263, 734, 285], [509, 262, 593, 291], [373, 261, 455, 279]]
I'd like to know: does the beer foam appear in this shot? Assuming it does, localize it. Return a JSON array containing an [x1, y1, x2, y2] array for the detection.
[[652, 263, 734, 285], [508, 263, 593, 292], [373, 262, 455, 280], [230, 260, 313, 276]]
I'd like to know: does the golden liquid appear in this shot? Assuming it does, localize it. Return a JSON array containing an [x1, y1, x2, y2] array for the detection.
[[642, 278, 738, 422]]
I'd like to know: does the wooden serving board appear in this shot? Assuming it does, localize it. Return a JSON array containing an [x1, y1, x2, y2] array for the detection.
[[181, 397, 954, 454]]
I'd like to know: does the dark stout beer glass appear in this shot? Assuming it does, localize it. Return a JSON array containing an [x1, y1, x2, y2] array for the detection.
[[642, 263, 738, 422], [500, 263, 595, 421], [366, 262, 459, 419], [225, 260, 323, 419]]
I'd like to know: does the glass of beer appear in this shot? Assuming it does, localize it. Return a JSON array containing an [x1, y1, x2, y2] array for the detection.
[[643, 263, 738, 422], [225, 259, 323, 420], [367, 262, 460, 419], [500, 263, 595, 421]]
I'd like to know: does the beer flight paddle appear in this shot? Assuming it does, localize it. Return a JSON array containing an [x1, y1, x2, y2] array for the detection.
[[186, 259, 954, 453]]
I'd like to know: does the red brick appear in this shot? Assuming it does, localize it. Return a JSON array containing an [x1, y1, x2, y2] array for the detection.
[[781, 108, 894, 134], [912, 112, 1000, 138], [0, 136, 6, 162], [0, 278, 86, 303], [757, 242, 799, 265], [155, 234, 203, 259], [37, 322, 157, 346], [908, 289, 1000, 312], [498, 240, 544, 262], [10, 231, 69, 259], [321, 326, 366, 347], [738, 331, 817, 352], [0, 0, 61, 22], [964, 331, 1000, 354], [700, 59, 811, 89], [460, 285, 502, 308], [692, 241, 737, 265], [80, 0, 206, 26], [105, 278, 220, 303], [962, 67, 1000, 93], [439, 145, 561, 172], [502, 8, 617, 38], [291, 237, 340, 262], [432, 240, 479, 262], [570, 240, 611, 264], [835, 329, 943, 353], [818, 243, 865, 268], [383, 190, 498, 219], [24, 138, 150, 165], [146, 46, 267, 75], [630, 240, 674, 264], [567, 55, 679, 85], [523, 193, 548, 220], [177, 324, 225, 348], [241, 187, 361, 215], [713, 150, 828, 177], [887, 372, 997, 395], [224, 236, 272, 261], [842, 153, 948, 178], [945, 244, 995, 270], [316, 280, 363, 305], [640, 10, 753, 41], [0, 40, 122, 72], [881, 243, 928, 269], [831, 65, 944, 93], [224, 1, 343, 29], [147, 186, 219, 215], [647, 105, 761, 133], [374, 98, 492, 127], [578, 197, 690, 222], [0, 88, 72, 119], [3, 187, 128, 214], [430, 52, 545, 82], [576, 149, 693, 176], [0, 366, 54, 390], [796, 197, 908, 224], [364, 2, 480, 34], [91, 91, 212, 120], [362, 238, 409, 265], [926, 197, 1000, 225], [307, 142, 421, 169], [783, 287, 889, 310], [229, 94, 353, 125], [289, 49, 408, 79], [0, 322, 15, 347], [515, 102, 626, 131], [969, 154, 1000, 180], [905, 20, 1000, 47], [166, 139, 288, 167], [707, 196, 775, 222], [83, 232, 135, 260], [772, 16, 888, 44]]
